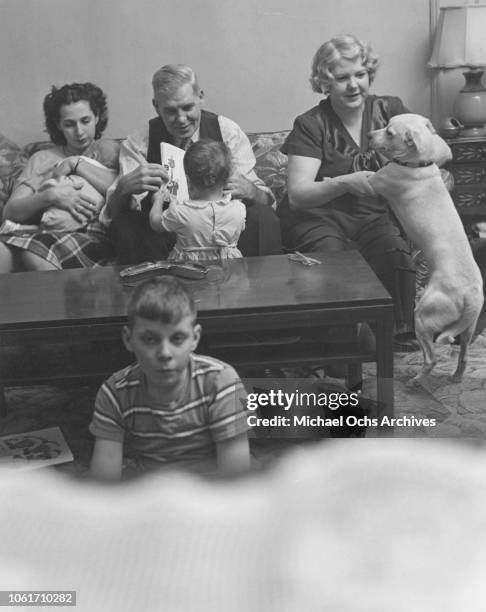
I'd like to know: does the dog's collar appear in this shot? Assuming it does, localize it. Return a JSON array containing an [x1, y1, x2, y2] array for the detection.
[[391, 158, 434, 168]]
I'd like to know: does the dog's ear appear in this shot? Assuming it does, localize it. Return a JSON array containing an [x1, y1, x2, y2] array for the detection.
[[425, 119, 437, 135], [404, 129, 418, 149], [407, 127, 452, 163], [406, 126, 436, 158]]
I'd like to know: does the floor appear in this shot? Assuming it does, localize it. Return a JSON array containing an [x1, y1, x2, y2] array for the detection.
[[1, 330, 485, 476]]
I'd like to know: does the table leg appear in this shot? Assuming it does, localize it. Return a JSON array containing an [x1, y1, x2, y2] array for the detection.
[[0, 385, 6, 418], [374, 310, 394, 437], [345, 363, 363, 392]]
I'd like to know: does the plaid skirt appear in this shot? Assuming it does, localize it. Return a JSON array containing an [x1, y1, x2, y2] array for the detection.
[[0, 221, 114, 269]]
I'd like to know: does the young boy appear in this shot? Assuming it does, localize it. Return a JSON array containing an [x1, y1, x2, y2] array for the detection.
[[89, 276, 250, 481]]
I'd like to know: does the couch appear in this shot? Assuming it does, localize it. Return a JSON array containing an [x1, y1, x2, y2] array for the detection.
[[0, 128, 439, 305], [0, 130, 290, 212]]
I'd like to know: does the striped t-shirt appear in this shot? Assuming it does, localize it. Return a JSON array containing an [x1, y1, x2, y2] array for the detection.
[[89, 354, 249, 474]]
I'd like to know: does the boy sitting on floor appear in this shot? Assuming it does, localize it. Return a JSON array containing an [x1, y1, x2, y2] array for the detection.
[[89, 276, 250, 481]]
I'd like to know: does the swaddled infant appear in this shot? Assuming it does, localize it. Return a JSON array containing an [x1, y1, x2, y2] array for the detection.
[[40, 139, 119, 231]]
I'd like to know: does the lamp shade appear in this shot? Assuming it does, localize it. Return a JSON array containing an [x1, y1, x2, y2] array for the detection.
[[428, 5, 486, 68]]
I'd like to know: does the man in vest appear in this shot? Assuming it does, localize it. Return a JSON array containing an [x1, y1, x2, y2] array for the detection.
[[102, 64, 282, 263]]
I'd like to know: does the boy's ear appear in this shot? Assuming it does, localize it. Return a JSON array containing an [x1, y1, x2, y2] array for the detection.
[[192, 323, 202, 351], [122, 325, 134, 353]]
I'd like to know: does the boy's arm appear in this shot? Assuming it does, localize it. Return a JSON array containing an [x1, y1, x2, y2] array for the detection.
[[90, 437, 124, 482], [215, 432, 250, 477]]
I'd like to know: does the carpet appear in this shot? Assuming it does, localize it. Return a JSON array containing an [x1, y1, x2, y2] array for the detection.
[[1, 331, 485, 475]]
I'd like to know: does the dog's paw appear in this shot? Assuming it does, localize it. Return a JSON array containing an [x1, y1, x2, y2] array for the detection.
[[448, 372, 464, 384], [405, 376, 423, 391]]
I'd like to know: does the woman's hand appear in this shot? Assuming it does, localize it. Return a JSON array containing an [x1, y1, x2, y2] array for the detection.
[[50, 179, 99, 223], [337, 171, 377, 198]]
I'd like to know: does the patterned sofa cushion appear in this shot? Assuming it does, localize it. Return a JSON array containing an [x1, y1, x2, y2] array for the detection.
[[0, 138, 54, 209], [0, 133, 22, 209], [248, 130, 289, 204], [0, 130, 452, 219]]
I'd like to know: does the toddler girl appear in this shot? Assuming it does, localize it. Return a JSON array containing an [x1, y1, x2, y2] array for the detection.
[[150, 139, 246, 261]]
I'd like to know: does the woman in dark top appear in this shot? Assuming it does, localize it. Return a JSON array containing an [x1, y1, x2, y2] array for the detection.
[[279, 34, 417, 348]]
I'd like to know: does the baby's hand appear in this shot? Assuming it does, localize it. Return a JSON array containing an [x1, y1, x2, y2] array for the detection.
[[152, 185, 172, 207]]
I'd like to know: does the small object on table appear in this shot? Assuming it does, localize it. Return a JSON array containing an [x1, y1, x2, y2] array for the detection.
[[120, 261, 208, 284], [288, 251, 322, 266]]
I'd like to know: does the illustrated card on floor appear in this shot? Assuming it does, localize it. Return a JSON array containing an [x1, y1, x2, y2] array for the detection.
[[0, 426, 73, 470], [160, 142, 189, 201]]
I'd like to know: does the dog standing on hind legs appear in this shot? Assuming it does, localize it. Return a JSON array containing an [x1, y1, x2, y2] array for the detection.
[[368, 113, 483, 385]]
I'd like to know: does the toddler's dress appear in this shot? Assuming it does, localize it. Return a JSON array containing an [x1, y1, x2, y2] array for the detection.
[[161, 193, 246, 261]]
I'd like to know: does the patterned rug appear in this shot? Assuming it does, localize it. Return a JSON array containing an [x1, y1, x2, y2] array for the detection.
[[1, 331, 485, 475]]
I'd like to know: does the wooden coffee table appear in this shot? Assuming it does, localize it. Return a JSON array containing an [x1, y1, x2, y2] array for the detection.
[[0, 252, 394, 426]]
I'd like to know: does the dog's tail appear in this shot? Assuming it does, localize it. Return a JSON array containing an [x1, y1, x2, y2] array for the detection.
[[435, 300, 482, 345], [435, 329, 457, 345]]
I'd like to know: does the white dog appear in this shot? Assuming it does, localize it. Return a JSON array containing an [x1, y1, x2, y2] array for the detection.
[[368, 113, 483, 384]]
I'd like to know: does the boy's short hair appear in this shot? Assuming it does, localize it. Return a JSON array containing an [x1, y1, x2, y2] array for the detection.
[[126, 277, 197, 328], [183, 139, 232, 190]]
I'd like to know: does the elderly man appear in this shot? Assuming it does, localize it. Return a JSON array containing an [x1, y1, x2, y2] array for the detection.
[[103, 64, 282, 263]]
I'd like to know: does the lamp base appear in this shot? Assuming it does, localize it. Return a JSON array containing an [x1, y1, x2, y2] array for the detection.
[[453, 69, 486, 138], [458, 125, 486, 138]]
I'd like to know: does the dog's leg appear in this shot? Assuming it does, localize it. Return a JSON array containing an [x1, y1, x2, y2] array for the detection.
[[409, 303, 437, 387], [449, 324, 475, 383]]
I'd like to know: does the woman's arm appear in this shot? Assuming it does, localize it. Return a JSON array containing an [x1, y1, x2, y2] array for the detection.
[[90, 437, 123, 482], [2, 183, 57, 222], [287, 155, 376, 211], [215, 433, 250, 477], [53, 156, 117, 195], [3, 181, 97, 224], [74, 157, 117, 195]]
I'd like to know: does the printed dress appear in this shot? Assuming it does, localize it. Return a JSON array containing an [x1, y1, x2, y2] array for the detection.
[[161, 193, 246, 261]]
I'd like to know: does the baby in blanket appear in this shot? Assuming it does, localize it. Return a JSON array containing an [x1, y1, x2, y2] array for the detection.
[[40, 139, 119, 231]]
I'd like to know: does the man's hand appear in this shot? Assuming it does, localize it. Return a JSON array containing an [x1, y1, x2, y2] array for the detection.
[[225, 173, 259, 203], [117, 163, 169, 198]]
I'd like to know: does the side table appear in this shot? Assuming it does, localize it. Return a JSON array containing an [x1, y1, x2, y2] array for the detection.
[[445, 135, 486, 228]]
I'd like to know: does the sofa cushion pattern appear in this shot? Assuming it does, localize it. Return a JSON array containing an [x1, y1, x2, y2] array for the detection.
[[248, 130, 289, 205], [0, 133, 21, 209], [0, 139, 55, 209], [0, 133, 291, 210]]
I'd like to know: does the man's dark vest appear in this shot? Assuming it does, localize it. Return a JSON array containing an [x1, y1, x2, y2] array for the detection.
[[146, 109, 223, 164], [141, 110, 223, 214]]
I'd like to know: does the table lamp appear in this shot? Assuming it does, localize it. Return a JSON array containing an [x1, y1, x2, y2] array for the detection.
[[428, 4, 486, 137]]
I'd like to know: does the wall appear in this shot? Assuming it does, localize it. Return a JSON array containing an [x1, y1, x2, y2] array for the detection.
[[0, 0, 432, 145]]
